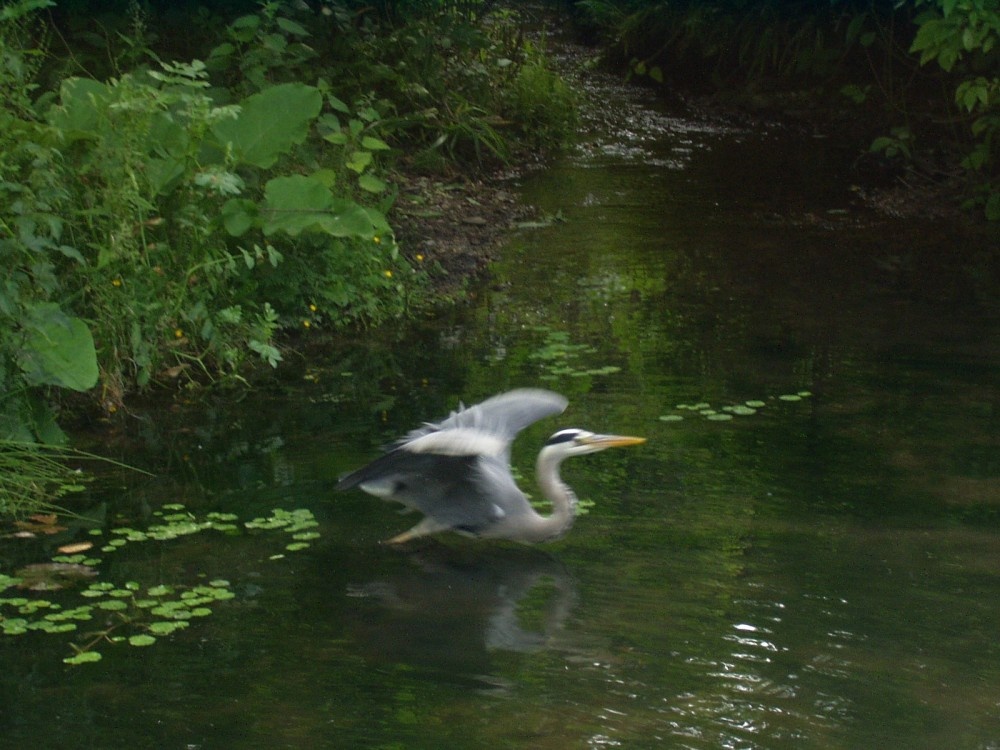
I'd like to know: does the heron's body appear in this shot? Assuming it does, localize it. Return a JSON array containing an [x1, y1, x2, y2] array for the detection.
[[336, 389, 645, 544]]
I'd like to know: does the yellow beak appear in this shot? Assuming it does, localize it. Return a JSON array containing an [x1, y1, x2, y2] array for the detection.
[[580, 434, 647, 448]]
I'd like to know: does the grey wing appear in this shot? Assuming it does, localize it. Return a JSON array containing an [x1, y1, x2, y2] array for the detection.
[[336, 451, 529, 534], [400, 389, 568, 449]]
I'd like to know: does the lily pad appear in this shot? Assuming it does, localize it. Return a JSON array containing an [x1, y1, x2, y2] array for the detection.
[[128, 634, 157, 647], [63, 651, 102, 665], [148, 621, 189, 635]]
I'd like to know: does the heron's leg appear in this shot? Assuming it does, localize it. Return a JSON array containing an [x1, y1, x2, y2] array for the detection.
[[384, 517, 450, 545]]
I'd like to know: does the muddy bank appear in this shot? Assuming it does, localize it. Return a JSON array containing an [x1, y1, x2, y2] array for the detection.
[[391, 171, 538, 293]]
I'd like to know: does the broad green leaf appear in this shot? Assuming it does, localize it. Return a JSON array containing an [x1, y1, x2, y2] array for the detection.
[[276, 17, 309, 36], [361, 136, 391, 151], [47, 77, 112, 140], [346, 150, 373, 174], [262, 175, 375, 238], [18, 303, 99, 391], [211, 83, 322, 168], [64, 651, 102, 665], [358, 174, 387, 193], [221, 198, 258, 236], [327, 94, 350, 114]]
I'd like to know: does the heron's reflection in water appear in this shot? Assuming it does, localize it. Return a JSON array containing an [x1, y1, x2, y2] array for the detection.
[[346, 544, 577, 685]]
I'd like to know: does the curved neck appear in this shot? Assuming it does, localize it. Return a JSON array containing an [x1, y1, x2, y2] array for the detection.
[[526, 447, 578, 543]]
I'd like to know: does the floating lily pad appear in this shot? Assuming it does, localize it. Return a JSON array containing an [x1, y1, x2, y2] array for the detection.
[[658, 415, 684, 422], [148, 621, 189, 635], [707, 413, 734, 421], [3, 619, 29, 635], [128, 634, 157, 647], [63, 651, 102, 665]]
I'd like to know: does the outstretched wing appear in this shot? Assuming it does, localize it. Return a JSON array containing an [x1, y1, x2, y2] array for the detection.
[[396, 388, 568, 462], [336, 389, 567, 536]]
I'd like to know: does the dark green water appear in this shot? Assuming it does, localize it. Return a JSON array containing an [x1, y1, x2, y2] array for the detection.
[[3, 65, 999, 749]]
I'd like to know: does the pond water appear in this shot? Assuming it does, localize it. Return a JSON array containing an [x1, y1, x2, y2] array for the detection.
[[3, 54, 1000, 749]]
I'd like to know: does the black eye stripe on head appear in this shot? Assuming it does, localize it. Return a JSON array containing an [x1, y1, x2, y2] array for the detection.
[[545, 430, 580, 446]]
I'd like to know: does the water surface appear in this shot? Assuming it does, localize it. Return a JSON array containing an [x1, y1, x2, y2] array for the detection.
[[2, 56, 999, 750]]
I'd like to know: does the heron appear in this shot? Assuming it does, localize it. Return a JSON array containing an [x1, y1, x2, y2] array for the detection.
[[336, 389, 645, 544]]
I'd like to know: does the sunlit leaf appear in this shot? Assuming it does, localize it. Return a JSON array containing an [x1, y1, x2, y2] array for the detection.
[[63, 651, 102, 665]]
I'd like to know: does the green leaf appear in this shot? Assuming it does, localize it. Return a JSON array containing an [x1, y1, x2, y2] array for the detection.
[[276, 17, 309, 36], [262, 175, 375, 238], [327, 94, 350, 114], [346, 150, 373, 174], [128, 634, 157, 647], [358, 174, 387, 193], [47, 77, 112, 140], [64, 651, 102, 665], [360, 135, 391, 151], [17, 303, 99, 391], [211, 83, 322, 169], [221, 198, 258, 236]]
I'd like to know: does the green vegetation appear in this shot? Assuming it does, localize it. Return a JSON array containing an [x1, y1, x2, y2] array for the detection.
[[661, 393, 813, 422], [572, 0, 1000, 219], [0, 503, 318, 664], [0, 0, 577, 517]]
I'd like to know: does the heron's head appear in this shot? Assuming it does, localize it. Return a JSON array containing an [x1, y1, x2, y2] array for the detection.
[[543, 428, 646, 458]]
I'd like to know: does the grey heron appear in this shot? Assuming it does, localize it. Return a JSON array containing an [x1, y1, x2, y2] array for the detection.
[[336, 389, 645, 544]]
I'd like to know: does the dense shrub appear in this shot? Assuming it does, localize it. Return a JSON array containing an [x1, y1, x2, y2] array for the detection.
[[0, 0, 578, 514]]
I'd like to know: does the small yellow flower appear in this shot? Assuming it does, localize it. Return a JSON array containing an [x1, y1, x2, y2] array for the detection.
[[303, 319, 311, 328], [309, 303, 317, 312], [174, 328, 183, 339], [383, 270, 393, 278], [112, 278, 122, 287], [373, 235, 382, 244], [415, 253, 425, 263]]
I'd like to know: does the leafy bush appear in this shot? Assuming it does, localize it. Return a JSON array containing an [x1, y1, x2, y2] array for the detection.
[[908, 0, 1000, 219], [506, 50, 579, 149], [1, 2, 425, 433], [0, 0, 577, 517]]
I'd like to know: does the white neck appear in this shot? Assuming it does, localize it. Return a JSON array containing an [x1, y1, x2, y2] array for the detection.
[[523, 446, 577, 543]]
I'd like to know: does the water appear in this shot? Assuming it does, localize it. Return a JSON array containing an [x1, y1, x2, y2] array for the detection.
[[3, 58, 999, 749]]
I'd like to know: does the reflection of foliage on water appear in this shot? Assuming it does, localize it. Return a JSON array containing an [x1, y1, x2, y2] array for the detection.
[[0, 505, 318, 664], [528, 327, 623, 381]]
